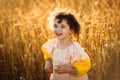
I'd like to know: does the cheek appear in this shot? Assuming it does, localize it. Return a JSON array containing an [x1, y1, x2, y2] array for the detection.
[[53, 30, 56, 34], [53, 28, 57, 32], [63, 28, 70, 33]]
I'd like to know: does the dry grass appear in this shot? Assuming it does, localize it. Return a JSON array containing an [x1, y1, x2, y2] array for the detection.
[[0, 0, 119, 80]]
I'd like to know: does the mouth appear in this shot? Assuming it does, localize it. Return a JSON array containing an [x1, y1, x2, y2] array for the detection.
[[55, 33, 62, 36]]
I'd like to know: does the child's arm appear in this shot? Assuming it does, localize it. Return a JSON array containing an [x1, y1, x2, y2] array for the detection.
[[54, 59, 91, 76], [70, 43, 91, 77], [71, 58, 91, 76], [41, 39, 57, 73], [41, 47, 53, 73]]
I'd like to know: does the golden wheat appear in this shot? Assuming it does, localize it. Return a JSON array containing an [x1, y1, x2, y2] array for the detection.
[[0, 0, 119, 80]]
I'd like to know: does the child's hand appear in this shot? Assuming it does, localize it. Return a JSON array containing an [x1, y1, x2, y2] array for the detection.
[[44, 60, 53, 74], [54, 65, 75, 74]]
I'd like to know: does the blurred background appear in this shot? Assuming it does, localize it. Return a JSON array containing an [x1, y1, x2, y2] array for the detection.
[[0, 0, 119, 80]]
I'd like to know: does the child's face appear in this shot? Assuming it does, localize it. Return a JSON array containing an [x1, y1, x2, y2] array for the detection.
[[53, 19, 72, 40]]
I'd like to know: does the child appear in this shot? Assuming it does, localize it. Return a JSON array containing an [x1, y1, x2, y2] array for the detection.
[[41, 10, 91, 80]]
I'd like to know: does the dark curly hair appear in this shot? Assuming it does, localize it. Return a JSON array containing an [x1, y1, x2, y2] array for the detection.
[[54, 12, 80, 35]]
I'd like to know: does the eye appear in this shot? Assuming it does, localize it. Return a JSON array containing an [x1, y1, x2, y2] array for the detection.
[[61, 25, 65, 28], [54, 25, 57, 28], [53, 24, 57, 28]]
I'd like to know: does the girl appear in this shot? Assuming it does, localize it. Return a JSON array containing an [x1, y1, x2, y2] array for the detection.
[[41, 10, 91, 80]]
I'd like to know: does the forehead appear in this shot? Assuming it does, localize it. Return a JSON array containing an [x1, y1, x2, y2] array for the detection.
[[54, 19, 68, 25]]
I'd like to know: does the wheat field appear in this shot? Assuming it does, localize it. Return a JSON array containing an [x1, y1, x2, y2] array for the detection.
[[0, 0, 120, 80]]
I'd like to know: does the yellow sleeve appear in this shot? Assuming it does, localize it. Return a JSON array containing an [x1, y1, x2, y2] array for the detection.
[[41, 47, 52, 61], [72, 58, 91, 77]]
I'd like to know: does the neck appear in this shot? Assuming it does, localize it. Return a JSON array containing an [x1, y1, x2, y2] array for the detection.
[[57, 37, 73, 49]]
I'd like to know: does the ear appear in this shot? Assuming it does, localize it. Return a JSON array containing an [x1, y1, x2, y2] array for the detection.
[[70, 29, 74, 34]]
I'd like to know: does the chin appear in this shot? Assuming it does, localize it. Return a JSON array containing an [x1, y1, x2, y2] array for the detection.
[[56, 37, 64, 40]]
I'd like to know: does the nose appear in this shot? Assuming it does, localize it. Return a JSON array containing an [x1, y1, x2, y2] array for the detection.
[[55, 27, 61, 32]]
